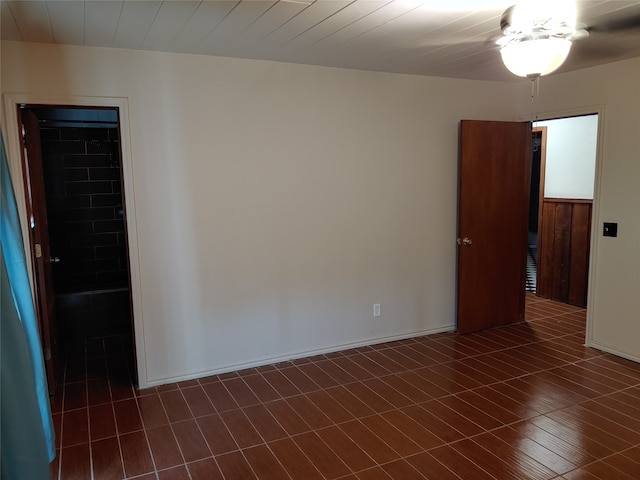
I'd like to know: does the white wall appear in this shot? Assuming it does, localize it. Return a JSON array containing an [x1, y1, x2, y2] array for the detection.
[[535, 115, 598, 199], [1, 41, 519, 386], [518, 58, 640, 362]]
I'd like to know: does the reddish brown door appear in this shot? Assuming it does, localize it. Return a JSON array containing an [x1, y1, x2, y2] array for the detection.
[[457, 120, 532, 334], [19, 108, 60, 393]]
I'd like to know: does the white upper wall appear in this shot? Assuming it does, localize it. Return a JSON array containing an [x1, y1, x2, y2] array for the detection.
[[535, 115, 598, 200], [519, 58, 640, 362], [1, 41, 518, 386]]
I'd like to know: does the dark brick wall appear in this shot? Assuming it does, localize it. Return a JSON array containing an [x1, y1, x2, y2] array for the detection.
[[41, 126, 129, 293]]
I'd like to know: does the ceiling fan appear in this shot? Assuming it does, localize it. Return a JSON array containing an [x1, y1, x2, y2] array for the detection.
[[496, 0, 640, 77]]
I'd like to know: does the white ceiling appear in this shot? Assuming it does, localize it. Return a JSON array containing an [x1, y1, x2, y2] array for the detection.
[[2, 0, 640, 82]]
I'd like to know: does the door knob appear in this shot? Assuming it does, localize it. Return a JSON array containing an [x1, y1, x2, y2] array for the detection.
[[457, 237, 472, 246], [49, 257, 61, 263]]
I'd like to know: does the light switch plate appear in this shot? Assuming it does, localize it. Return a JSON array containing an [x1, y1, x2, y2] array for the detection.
[[603, 222, 618, 237]]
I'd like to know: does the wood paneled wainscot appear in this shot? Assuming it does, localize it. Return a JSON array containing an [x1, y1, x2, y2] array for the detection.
[[537, 198, 592, 307]]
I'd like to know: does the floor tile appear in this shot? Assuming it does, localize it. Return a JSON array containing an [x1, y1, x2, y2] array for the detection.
[[157, 464, 191, 480], [243, 444, 291, 480], [293, 431, 352, 479], [187, 457, 225, 480], [330, 356, 375, 381], [315, 358, 357, 384], [197, 413, 239, 455], [223, 377, 261, 407], [216, 451, 258, 480], [343, 382, 395, 414], [356, 466, 394, 480], [146, 424, 184, 470], [429, 444, 496, 480], [338, 420, 399, 465], [62, 408, 89, 447], [413, 400, 482, 441], [171, 419, 211, 463], [405, 452, 462, 480], [201, 380, 240, 412], [380, 459, 427, 480], [260, 370, 302, 397], [509, 420, 597, 467], [113, 398, 143, 434], [379, 373, 433, 403], [359, 415, 423, 458], [181, 386, 216, 417], [305, 389, 355, 424], [242, 404, 288, 442], [317, 425, 376, 472], [87, 378, 112, 406], [138, 393, 169, 428], [63, 381, 87, 411], [159, 389, 193, 423], [380, 409, 444, 451], [285, 394, 333, 430], [89, 403, 117, 441], [603, 452, 640, 478], [91, 437, 123, 480], [264, 399, 311, 436], [268, 437, 324, 480], [348, 352, 394, 377], [325, 385, 376, 418], [278, 365, 321, 393], [361, 377, 414, 409], [60, 443, 91, 480], [119, 430, 155, 478], [241, 373, 283, 402], [488, 426, 578, 475], [219, 409, 264, 449]]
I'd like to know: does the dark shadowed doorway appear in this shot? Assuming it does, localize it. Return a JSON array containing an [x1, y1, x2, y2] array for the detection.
[[19, 105, 137, 392]]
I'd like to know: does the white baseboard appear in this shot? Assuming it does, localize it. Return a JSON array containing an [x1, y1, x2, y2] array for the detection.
[[586, 341, 640, 365], [145, 325, 455, 388]]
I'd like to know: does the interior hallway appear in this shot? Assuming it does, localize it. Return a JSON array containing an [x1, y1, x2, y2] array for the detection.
[[50, 295, 640, 479]]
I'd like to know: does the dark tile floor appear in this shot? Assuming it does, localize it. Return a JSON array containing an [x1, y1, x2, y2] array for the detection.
[[50, 294, 640, 479]]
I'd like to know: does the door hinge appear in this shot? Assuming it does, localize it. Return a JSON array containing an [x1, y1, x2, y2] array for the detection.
[[22, 134, 27, 148], [35, 243, 43, 258], [44, 347, 51, 361]]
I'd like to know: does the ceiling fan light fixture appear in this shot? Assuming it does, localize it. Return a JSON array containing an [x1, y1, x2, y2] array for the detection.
[[507, 0, 576, 34], [500, 37, 572, 77]]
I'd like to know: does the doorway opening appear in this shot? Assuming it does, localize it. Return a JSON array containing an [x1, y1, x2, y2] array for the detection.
[[19, 105, 137, 390], [526, 128, 545, 293], [527, 114, 599, 308]]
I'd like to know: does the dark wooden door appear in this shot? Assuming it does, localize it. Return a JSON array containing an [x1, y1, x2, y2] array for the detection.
[[19, 108, 60, 394], [457, 120, 532, 334]]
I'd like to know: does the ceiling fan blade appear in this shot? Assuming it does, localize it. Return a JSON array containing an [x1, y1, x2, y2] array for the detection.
[[586, 12, 640, 34], [569, 28, 640, 61]]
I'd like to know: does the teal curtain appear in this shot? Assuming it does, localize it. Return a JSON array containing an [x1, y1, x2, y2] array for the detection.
[[1, 131, 55, 479]]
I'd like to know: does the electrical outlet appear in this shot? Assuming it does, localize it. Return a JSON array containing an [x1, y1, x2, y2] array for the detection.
[[373, 304, 381, 317]]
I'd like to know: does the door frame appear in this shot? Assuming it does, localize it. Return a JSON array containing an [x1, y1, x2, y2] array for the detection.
[[531, 126, 548, 294], [521, 105, 605, 350], [3, 93, 148, 388]]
